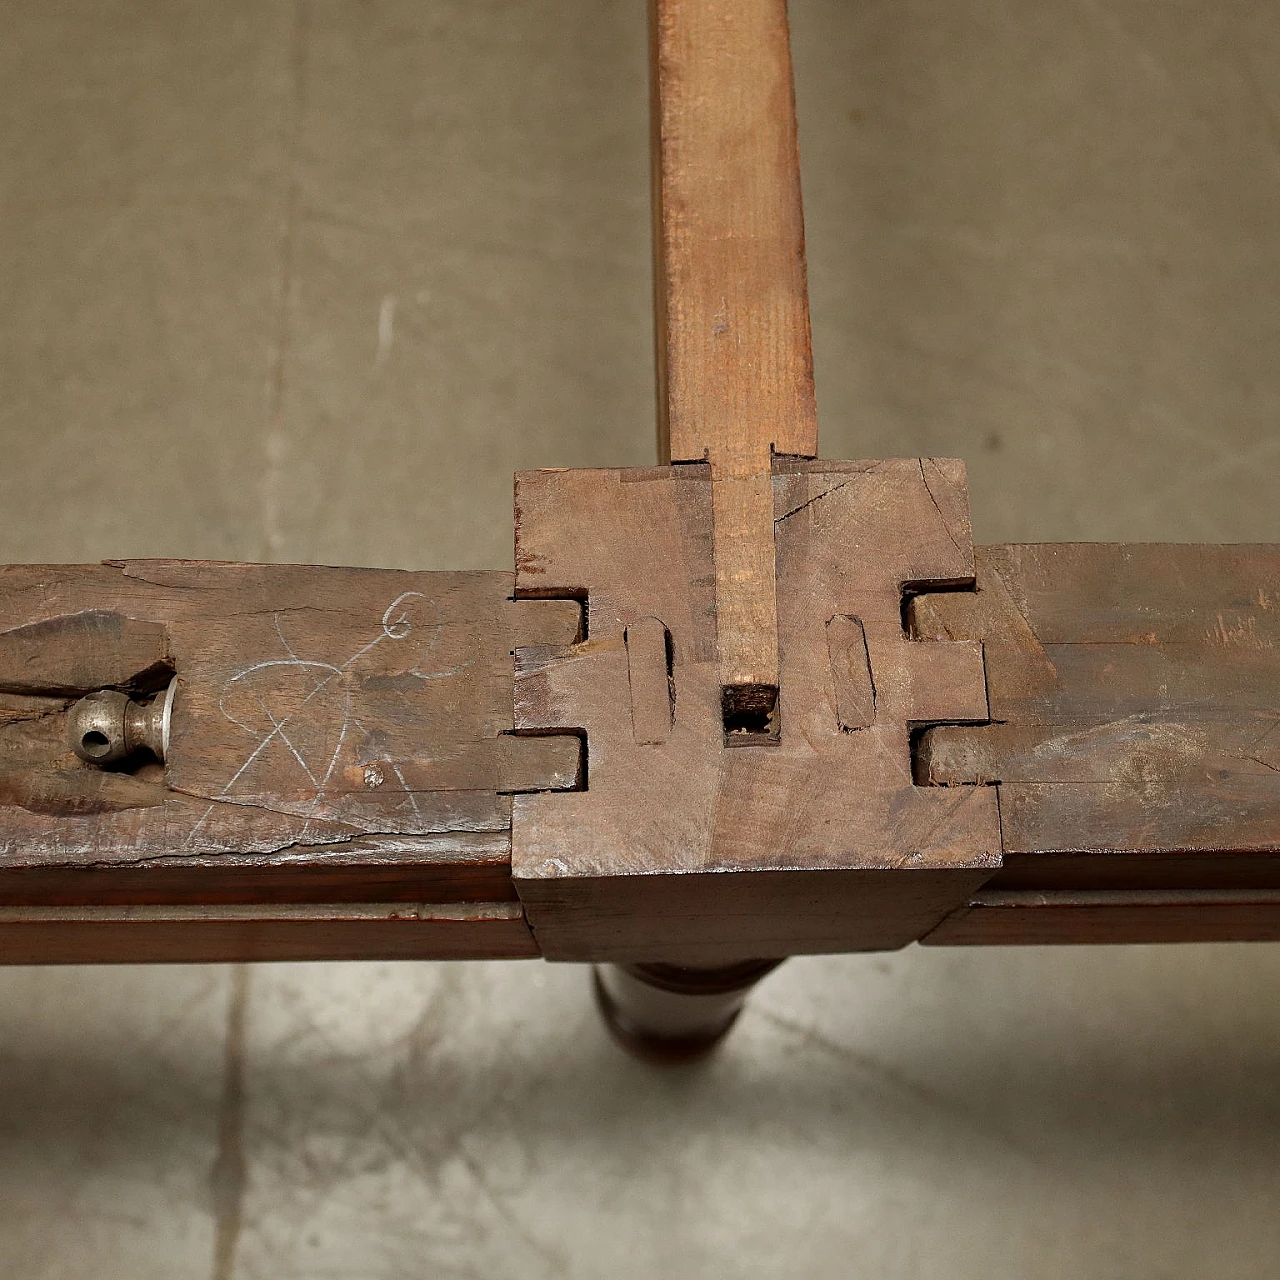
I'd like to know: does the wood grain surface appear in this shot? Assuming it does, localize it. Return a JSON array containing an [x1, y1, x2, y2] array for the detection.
[[0, 562, 579, 961], [512, 459, 999, 963], [0, 900, 539, 964], [652, 0, 818, 718], [924, 889, 1280, 946], [913, 543, 1280, 944]]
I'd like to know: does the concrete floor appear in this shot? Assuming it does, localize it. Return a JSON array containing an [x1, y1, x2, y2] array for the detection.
[[1, 1, 1279, 1276]]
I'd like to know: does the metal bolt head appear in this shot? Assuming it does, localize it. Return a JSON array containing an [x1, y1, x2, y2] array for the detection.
[[68, 690, 132, 765], [67, 679, 174, 767]]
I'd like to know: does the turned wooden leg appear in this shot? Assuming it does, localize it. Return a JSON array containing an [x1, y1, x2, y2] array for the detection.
[[592, 959, 783, 1063]]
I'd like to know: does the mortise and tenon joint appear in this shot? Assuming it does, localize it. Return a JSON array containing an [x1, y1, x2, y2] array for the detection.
[[510, 456, 1001, 965]]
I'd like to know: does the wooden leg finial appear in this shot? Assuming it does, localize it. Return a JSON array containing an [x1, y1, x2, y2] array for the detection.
[[593, 959, 782, 1063]]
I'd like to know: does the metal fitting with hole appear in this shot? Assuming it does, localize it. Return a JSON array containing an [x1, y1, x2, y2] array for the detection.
[[67, 679, 176, 766]]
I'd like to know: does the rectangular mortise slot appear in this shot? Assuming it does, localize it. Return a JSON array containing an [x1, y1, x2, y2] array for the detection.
[[625, 617, 674, 745], [722, 682, 779, 745], [826, 616, 874, 731], [900, 579, 978, 640], [499, 729, 586, 793]]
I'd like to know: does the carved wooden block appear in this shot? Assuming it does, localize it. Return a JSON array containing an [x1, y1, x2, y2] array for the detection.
[[511, 459, 1001, 963]]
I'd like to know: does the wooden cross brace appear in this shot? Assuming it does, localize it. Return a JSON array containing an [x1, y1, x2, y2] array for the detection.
[[1, 0, 1278, 1051]]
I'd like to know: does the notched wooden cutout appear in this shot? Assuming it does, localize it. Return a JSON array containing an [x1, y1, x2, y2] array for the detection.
[[511, 460, 1001, 963], [826, 616, 874, 731], [0, 610, 171, 696], [721, 681, 778, 743], [913, 543, 1280, 853], [625, 617, 674, 745], [498, 732, 584, 793]]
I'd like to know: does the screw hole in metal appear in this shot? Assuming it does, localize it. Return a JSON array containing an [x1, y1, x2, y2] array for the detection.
[[67, 677, 175, 768]]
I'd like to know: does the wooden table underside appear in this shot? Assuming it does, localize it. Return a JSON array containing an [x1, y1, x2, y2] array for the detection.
[[0, 525, 1275, 963]]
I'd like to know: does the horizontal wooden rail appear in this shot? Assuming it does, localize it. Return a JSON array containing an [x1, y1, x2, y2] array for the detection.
[[0, 536, 1277, 961], [913, 542, 1280, 945], [0, 561, 580, 960]]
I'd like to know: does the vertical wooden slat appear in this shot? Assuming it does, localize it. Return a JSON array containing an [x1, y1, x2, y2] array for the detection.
[[651, 0, 818, 725]]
